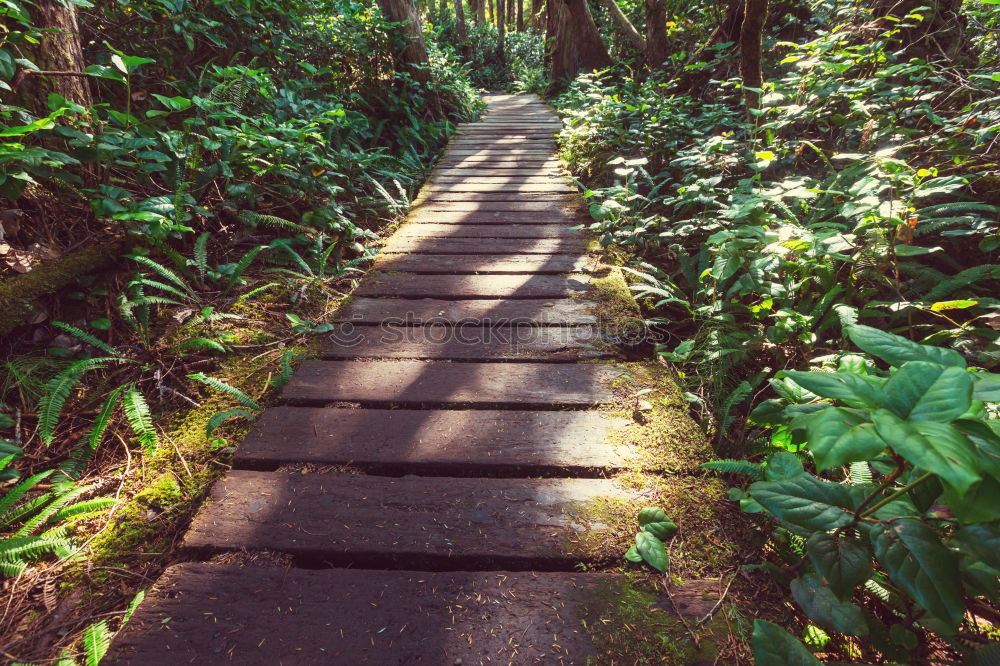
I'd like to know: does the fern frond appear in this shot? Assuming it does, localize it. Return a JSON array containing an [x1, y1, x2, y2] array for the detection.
[[122, 590, 145, 625], [718, 381, 752, 434], [175, 337, 230, 354], [239, 211, 311, 234], [132, 277, 194, 302], [37, 358, 120, 445], [234, 282, 279, 304], [205, 408, 257, 436], [849, 461, 873, 485], [119, 295, 186, 317], [193, 231, 210, 284], [700, 459, 765, 481], [925, 264, 1000, 301], [123, 384, 157, 453], [51, 497, 115, 523], [0, 470, 53, 524], [0, 535, 75, 561], [223, 245, 266, 294], [82, 619, 112, 666], [57, 445, 96, 483], [0, 560, 25, 577], [188, 373, 260, 411], [270, 348, 297, 390], [0, 491, 53, 530], [51, 322, 121, 358], [15, 484, 91, 537], [89, 385, 125, 450], [127, 254, 196, 297]]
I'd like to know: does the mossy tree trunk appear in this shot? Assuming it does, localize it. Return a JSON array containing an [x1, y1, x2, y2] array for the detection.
[[548, 0, 612, 86], [601, 0, 645, 56], [376, 0, 442, 116], [739, 0, 767, 116], [454, 0, 468, 53], [18, 0, 92, 115], [532, 0, 543, 29], [497, 0, 507, 60], [517, 0, 524, 31]]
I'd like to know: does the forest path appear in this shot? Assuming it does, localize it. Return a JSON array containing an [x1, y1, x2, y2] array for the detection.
[[109, 95, 716, 664]]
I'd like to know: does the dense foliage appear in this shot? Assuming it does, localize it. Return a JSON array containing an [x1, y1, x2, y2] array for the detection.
[[554, 0, 1000, 661]]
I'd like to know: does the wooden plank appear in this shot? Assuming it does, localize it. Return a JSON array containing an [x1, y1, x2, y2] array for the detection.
[[333, 297, 599, 325], [395, 223, 582, 239], [183, 472, 635, 565], [424, 183, 575, 193], [408, 211, 583, 224], [432, 168, 563, 177], [373, 253, 594, 273], [443, 150, 554, 156], [411, 200, 582, 213], [320, 324, 616, 361], [381, 236, 589, 254], [354, 273, 592, 298], [235, 407, 632, 472], [431, 176, 569, 185], [111, 564, 643, 665], [418, 192, 573, 202], [281, 360, 622, 406]]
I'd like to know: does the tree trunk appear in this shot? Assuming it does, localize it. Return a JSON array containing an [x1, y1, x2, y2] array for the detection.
[[496, 0, 507, 60], [376, 0, 442, 116], [721, 0, 744, 44], [739, 0, 767, 115], [440, 0, 447, 14], [531, 0, 543, 29], [643, 0, 670, 71], [18, 0, 92, 114], [517, 0, 524, 31], [548, 0, 613, 85], [474, 0, 485, 23], [488, 0, 494, 22], [601, 0, 645, 55], [508, 0, 516, 29], [454, 0, 468, 52]]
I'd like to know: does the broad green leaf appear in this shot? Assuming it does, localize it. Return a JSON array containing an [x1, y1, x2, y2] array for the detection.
[[806, 532, 873, 598], [749, 474, 857, 532], [848, 325, 965, 368], [806, 408, 885, 470], [624, 544, 643, 563], [635, 531, 668, 573], [929, 300, 978, 311], [782, 370, 881, 408], [871, 519, 965, 629], [953, 524, 1000, 571], [637, 507, 677, 540], [752, 620, 822, 666], [764, 451, 804, 480], [790, 573, 868, 636], [882, 361, 972, 422], [941, 476, 1000, 523], [872, 410, 981, 496], [971, 373, 1000, 402]]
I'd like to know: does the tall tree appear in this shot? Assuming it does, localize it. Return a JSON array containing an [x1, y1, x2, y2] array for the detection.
[[531, 0, 543, 29], [739, 0, 767, 115], [644, 0, 669, 71], [376, 0, 442, 116], [16, 0, 92, 115], [454, 0, 468, 53], [517, 0, 524, 31], [474, 0, 485, 22], [496, 0, 507, 60], [548, 0, 612, 85], [488, 0, 494, 22], [600, 0, 645, 55]]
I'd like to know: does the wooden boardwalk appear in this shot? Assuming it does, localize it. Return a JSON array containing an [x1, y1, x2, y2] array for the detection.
[[110, 95, 711, 664]]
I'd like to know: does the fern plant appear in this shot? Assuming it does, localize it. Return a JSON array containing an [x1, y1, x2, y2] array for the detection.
[[188, 372, 262, 436]]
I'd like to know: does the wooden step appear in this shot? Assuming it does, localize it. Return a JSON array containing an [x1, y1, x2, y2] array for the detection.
[[321, 324, 615, 360], [408, 211, 583, 225], [381, 236, 589, 255], [431, 175, 568, 184], [354, 273, 592, 298], [372, 253, 594, 274], [432, 167, 564, 177], [110, 564, 668, 665], [332, 297, 599, 325], [418, 192, 574, 202], [395, 223, 581, 239], [425, 183, 574, 194], [281, 360, 622, 406], [235, 407, 633, 472], [183, 472, 635, 566], [436, 157, 561, 167], [411, 200, 582, 213]]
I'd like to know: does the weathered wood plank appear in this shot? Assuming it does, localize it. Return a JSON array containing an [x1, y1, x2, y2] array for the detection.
[[432, 174, 568, 183], [235, 407, 632, 471], [110, 565, 641, 665], [408, 211, 583, 225], [183, 472, 635, 564], [320, 324, 615, 361], [432, 169, 564, 178], [333, 297, 599, 325], [418, 192, 574, 202], [424, 183, 575, 193], [372, 253, 594, 273], [395, 223, 582, 239], [381, 236, 589, 254], [354, 273, 592, 298], [411, 199, 582, 213], [281, 360, 622, 406]]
